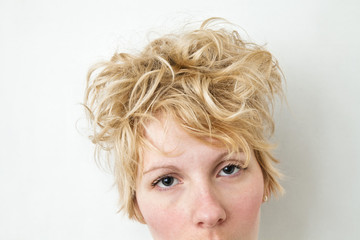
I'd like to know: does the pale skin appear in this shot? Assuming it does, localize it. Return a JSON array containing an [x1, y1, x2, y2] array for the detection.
[[136, 116, 265, 240]]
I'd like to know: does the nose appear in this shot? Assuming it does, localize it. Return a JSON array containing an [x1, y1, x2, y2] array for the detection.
[[191, 186, 227, 228]]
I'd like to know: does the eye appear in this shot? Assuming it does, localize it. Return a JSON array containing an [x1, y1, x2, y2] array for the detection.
[[152, 175, 180, 189], [218, 164, 241, 176]]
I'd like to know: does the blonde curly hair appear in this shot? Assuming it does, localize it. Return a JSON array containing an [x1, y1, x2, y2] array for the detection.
[[84, 18, 285, 222]]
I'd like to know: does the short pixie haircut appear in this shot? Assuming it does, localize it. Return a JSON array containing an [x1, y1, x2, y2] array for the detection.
[[84, 18, 284, 222]]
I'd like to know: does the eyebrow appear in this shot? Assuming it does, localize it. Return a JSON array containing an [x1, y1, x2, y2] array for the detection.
[[142, 151, 237, 175]]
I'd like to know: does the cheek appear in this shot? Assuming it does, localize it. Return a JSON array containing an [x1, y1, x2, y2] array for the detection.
[[227, 173, 264, 228], [136, 192, 187, 239], [229, 191, 263, 225]]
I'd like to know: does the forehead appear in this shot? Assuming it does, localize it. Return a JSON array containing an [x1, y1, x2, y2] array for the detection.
[[141, 115, 247, 166], [143, 115, 223, 154], [143, 116, 185, 153], [137, 115, 252, 179]]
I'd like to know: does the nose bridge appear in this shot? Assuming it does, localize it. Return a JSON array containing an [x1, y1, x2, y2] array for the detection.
[[190, 179, 227, 228]]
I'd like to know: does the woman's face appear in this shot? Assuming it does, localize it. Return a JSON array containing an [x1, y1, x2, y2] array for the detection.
[[136, 117, 265, 240]]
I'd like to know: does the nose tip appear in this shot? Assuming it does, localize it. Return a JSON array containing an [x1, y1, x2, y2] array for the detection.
[[192, 191, 227, 228], [196, 210, 226, 228]]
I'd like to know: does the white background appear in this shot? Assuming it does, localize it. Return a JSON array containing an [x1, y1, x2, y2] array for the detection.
[[1, 0, 359, 239]]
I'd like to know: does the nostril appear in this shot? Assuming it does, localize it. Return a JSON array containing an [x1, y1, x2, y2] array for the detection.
[[195, 207, 227, 228], [197, 217, 225, 228]]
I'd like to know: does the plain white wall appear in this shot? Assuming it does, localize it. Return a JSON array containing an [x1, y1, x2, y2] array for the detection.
[[1, 0, 359, 239]]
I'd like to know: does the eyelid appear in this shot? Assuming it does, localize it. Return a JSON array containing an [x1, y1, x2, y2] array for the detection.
[[151, 173, 181, 190], [151, 174, 171, 186], [219, 158, 246, 169], [216, 160, 247, 177]]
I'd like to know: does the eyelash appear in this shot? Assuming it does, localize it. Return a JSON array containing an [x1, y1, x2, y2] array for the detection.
[[151, 174, 173, 187], [217, 163, 245, 177], [151, 162, 246, 189]]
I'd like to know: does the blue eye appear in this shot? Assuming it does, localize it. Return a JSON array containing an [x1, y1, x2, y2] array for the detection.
[[218, 164, 241, 176], [152, 176, 179, 188]]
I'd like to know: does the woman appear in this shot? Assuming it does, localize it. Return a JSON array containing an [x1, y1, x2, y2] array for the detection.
[[84, 18, 284, 240]]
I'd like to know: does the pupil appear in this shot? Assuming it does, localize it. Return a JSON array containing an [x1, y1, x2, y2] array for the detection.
[[224, 165, 234, 174], [162, 177, 173, 186]]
